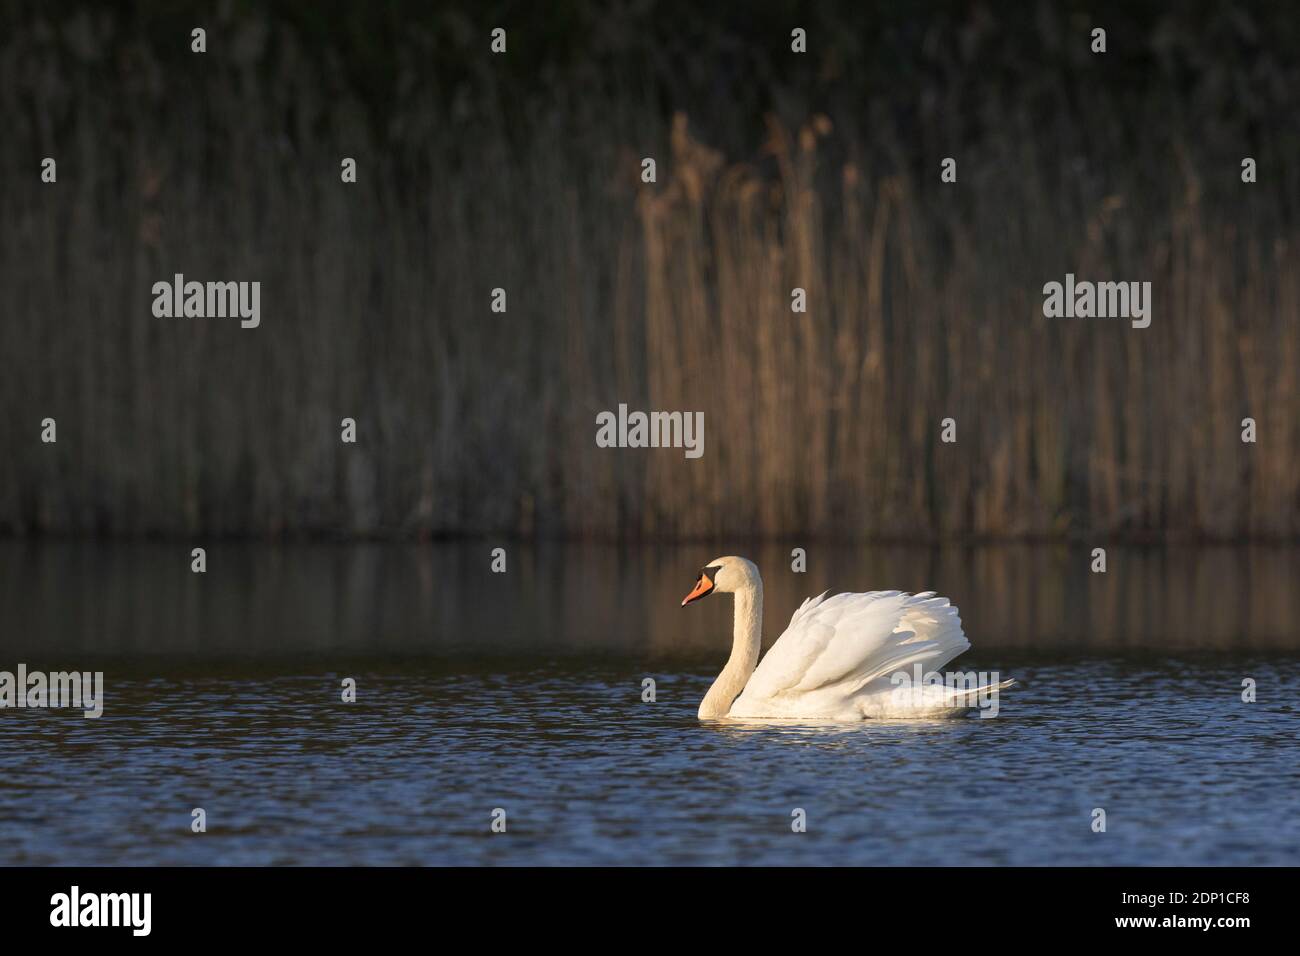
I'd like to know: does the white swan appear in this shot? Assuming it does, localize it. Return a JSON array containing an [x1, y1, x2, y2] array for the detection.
[[681, 556, 1013, 720]]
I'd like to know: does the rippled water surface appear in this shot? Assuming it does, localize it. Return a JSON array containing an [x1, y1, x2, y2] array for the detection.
[[1, 542, 1297, 865]]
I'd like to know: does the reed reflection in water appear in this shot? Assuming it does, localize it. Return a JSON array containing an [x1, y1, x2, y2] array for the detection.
[[1, 541, 1296, 660]]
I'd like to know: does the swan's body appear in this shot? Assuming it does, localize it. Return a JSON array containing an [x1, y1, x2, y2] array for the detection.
[[682, 556, 1012, 720]]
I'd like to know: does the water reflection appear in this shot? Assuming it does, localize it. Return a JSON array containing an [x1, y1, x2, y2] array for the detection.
[[1, 541, 1296, 660], [3, 541, 1296, 866]]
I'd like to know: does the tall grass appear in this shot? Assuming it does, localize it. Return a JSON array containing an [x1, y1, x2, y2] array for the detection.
[[1, 3, 1297, 541]]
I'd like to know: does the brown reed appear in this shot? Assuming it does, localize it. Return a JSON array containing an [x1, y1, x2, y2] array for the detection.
[[1, 5, 1296, 542]]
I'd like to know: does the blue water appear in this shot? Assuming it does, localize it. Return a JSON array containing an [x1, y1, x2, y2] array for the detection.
[[2, 656, 1295, 865], [1, 541, 1297, 865]]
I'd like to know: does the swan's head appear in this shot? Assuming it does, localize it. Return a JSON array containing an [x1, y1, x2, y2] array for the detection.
[[681, 555, 760, 606]]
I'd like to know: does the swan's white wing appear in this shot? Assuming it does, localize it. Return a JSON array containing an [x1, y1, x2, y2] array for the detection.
[[730, 590, 969, 717]]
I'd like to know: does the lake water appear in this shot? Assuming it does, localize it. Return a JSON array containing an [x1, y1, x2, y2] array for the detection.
[[1, 541, 1297, 865]]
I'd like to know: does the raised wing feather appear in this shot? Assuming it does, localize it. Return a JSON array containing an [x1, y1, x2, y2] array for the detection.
[[732, 590, 970, 713]]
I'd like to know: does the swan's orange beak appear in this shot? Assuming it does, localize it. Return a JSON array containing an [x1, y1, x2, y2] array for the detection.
[[681, 575, 714, 606]]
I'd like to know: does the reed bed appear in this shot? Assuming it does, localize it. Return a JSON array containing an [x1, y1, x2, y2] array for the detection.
[[1, 2, 1297, 541]]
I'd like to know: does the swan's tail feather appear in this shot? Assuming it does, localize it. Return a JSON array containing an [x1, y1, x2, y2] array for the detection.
[[947, 677, 1016, 705]]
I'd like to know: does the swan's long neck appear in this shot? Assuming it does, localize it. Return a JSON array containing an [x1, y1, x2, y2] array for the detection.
[[698, 582, 763, 719]]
